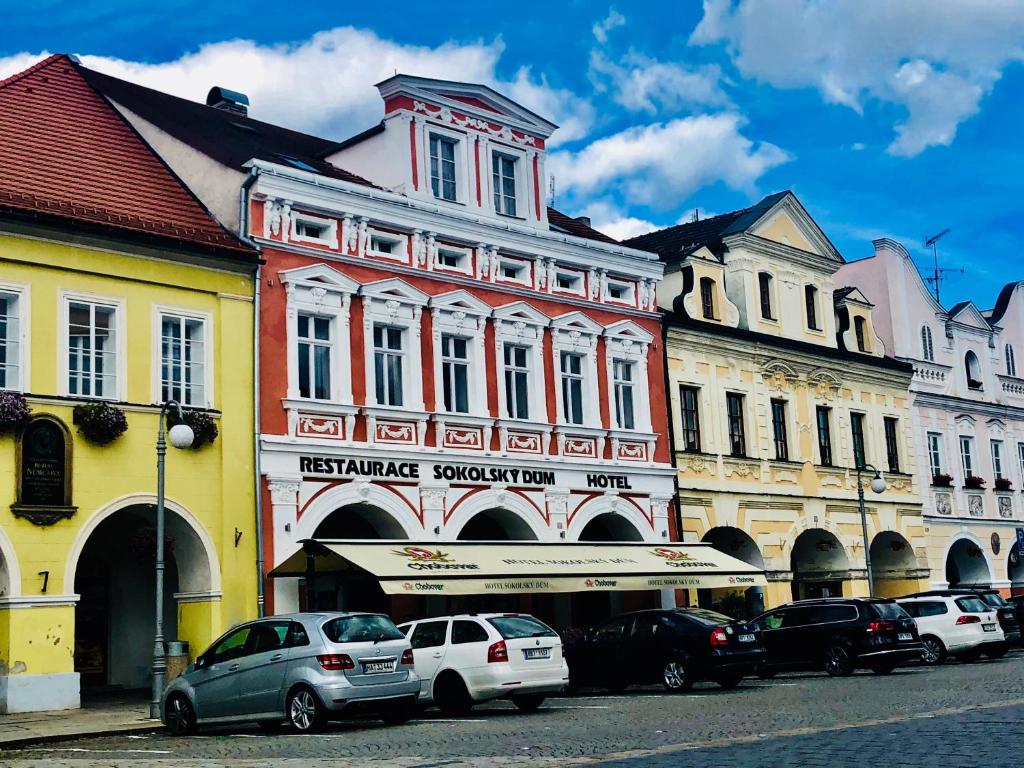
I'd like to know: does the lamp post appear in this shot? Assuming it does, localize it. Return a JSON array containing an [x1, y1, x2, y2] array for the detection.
[[150, 401, 194, 720], [855, 463, 887, 598]]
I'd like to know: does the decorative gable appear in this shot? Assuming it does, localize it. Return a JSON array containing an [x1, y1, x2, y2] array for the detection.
[[748, 193, 842, 262], [359, 277, 429, 306]]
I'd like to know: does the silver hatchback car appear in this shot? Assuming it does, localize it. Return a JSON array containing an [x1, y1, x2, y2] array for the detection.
[[161, 612, 420, 735]]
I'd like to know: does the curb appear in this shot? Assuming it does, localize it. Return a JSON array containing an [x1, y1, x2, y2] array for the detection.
[[0, 721, 164, 750]]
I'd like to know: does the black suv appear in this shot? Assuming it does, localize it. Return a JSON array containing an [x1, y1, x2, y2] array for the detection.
[[905, 589, 1021, 650], [751, 598, 922, 677], [565, 608, 766, 692]]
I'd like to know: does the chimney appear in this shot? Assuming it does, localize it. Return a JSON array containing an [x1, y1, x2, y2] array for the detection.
[[206, 86, 249, 116], [575, 215, 592, 228]]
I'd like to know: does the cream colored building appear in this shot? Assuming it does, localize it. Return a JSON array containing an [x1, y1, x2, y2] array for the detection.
[[625, 192, 929, 614]]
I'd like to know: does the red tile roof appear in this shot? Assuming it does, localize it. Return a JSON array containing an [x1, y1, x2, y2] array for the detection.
[[0, 54, 255, 258]]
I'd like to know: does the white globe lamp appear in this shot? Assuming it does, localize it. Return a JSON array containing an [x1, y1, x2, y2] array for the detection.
[[168, 422, 195, 449]]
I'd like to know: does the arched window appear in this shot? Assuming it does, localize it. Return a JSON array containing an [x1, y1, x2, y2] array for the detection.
[[921, 326, 934, 362], [1006, 344, 1017, 377], [804, 284, 819, 330], [854, 316, 868, 352], [699, 277, 716, 320], [965, 350, 983, 390], [758, 272, 774, 320]]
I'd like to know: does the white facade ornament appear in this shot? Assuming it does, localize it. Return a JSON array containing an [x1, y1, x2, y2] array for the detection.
[[412, 100, 537, 147], [588, 268, 600, 300], [342, 214, 358, 253], [412, 231, 426, 266], [267, 481, 300, 505], [357, 217, 369, 256], [265, 199, 283, 237]]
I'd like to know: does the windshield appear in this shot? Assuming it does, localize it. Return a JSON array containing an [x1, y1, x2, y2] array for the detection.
[[322, 614, 405, 644], [673, 609, 735, 627], [487, 615, 558, 639], [872, 602, 910, 620], [956, 597, 990, 613]]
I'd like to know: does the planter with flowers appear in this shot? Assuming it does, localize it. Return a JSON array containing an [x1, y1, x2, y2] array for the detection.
[[73, 401, 128, 445], [932, 473, 954, 488], [964, 475, 987, 490], [168, 408, 218, 449], [995, 477, 1013, 492], [0, 391, 31, 435]]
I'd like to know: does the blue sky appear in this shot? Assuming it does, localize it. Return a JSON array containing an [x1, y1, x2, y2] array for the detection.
[[4, 0, 1023, 309]]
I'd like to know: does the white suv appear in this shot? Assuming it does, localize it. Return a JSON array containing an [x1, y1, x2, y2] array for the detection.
[[398, 613, 570, 714], [897, 595, 1005, 664]]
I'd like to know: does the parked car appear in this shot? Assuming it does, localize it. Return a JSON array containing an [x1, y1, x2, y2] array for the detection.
[[750, 598, 922, 677], [897, 595, 1004, 664], [904, 589, 1021, 653], [565, 608, 766, 692], [161, 612, 420, 736], [397, 614, 569, 714]]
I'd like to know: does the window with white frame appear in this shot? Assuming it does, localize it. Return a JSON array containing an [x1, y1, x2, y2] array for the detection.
[[498, 258, 530, 284], [560, 351, 585, 425], [290, 212, 336, 244], [1018, 442, 1024, 482], [492, 151, 518, 216], [992, 439, 1005, 480], [960, 436, 975, 479], [373, 325, 405, 407], [503, 344, 530, 419], [612, 359, 635, 430], [1006, 344, 1017, 377], [295, 219, 326, 240], [67, 300, 118, 398], [921, 325, 935, 362], [440, 334, 470, 414], [0, 290, 22, 390], [296, 313, 332, 400], [435, 246, 471, 273], [606, 280, 634, 303], [927, 433, 945, 477], [551, 313, 602, 428], [555, 271, 583, 294], [160, 313, 206, 406], [368, 232, 406, 259], [429, 133, 458, 201]]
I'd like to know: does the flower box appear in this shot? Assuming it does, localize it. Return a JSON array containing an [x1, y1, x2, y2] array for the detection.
[[995, 477, 1014, 492], [964, 475, 987, 490], [931, 473, 954, 487], [0, 391, 31, 434], [73, 401, 128, 445]]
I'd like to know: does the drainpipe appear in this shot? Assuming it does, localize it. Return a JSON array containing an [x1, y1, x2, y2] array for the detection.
[[660, 316, 683, 543], [239, 168, 266, 617]]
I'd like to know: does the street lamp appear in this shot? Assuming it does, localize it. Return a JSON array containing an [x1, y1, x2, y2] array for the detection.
[[856, 463, 887, 598], [150, 401, 194, 720]]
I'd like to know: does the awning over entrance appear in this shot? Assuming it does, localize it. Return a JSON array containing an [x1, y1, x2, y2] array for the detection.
[[270, 540, 767, 595]]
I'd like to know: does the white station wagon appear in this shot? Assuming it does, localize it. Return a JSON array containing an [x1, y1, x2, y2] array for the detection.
[[398, 613, 570, 714], [897, 595, 1005, 664]]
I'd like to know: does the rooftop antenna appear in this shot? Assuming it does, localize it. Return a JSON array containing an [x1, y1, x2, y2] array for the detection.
[[690, 208, 700, 223], [548, 174, 556, 208], [923, 228, 962, 303]]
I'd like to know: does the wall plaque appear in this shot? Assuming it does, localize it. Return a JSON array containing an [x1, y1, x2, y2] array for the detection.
[[12, 415, 77, 526]]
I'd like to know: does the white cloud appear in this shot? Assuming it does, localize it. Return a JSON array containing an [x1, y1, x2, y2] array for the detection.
[[548, 113, 790, 210], [589, 50, 729, 114], [577, 201, 660, 241], [690, 0, 1024, 156], [0, 27, 593, 145], [593, 9, 626, 43]]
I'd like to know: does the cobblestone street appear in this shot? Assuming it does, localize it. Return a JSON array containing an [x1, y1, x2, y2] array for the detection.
[[4, 654, 1022, 767]]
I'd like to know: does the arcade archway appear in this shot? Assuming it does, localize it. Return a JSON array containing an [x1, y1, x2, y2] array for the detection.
[[870, 531, 919, 597], [578, 513, 644, 542], [791, 529, 850, 600], [945, 537, 992, 588], [456, 507, 540, 541], [701, 527, 766, 618]]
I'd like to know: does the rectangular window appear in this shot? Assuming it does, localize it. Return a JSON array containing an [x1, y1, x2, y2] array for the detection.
[[679, 386, 701, 453], [928, 433, 945, 477], [503, 344, 530, 419], [816, 406, 833, 466], [805, 285, 819, 330], [850, 412, 867, 469], [700, 278, 716, 320], [758, 273, 774, 320], [556, 273, 581, 292], [67, 300, 117, 398], [1018, 442, 1024, 483], [991, 439, 1004, 480], [960, 436, 974, 479], [369, 236, 395, 255], [606, 281, 633, 302], [429, 134, 457, 201], [726, 392, 746, 457], [771, 399, 789, 461], [297, 314, 331, 400], [440, 334, 470, 414], [160, 314, 206, 406], [560, 351, 585, 425], [613, 360, 635, 430], [294, 219, 327, 240], [436, 248, 468, 271], [373, 325, 404, 407], [884, 417, 900, 473], [492, 152, 517, 216], [0, 292, 20, 390]]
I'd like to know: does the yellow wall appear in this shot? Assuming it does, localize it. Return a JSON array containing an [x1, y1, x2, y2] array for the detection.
[[0, 233, 256, 692]]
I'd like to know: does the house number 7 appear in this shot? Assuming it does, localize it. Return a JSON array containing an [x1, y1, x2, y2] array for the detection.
[[39, 570, 49, 593]]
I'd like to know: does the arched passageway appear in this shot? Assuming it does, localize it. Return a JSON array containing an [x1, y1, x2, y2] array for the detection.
[[791, 529, 850, 600], [945, 537, 992, 588], [700, 527, 766, 619], [455, 507, 540, 541], [578, 513, 644, 542], [870, 531, 919, 597]]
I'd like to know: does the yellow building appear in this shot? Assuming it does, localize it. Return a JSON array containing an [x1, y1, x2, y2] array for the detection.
[[0, 55, 258, 712], [625, 192, 929, 614]]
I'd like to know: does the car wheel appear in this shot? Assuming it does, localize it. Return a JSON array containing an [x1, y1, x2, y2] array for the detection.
[[920, 636, 946, 665], [870, 663, 896, 675], [662, 659, 693, 692], [715, 672, 743, 689], [983, 644, 1008, 659], [287, 686, 326, 733], [512, 694, 546, 713], [823, 645, 854, 677], [164, 694, 197, 737], [435, 674, 473, 716], [382, 697, 417, 725]]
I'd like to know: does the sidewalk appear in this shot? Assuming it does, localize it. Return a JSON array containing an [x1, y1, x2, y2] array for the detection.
[[0, 692, 162, 749]]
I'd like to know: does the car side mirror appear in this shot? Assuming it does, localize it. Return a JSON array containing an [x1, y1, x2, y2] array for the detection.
[[194, 653, 209, 670]]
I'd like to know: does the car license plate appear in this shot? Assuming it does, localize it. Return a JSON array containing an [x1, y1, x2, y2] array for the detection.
[[984, 623, 997, 632], [523, 648, 550, 660], [362, 660, 394, 674], [897, 632, 913, 641], [738, 634, 755, 643]]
